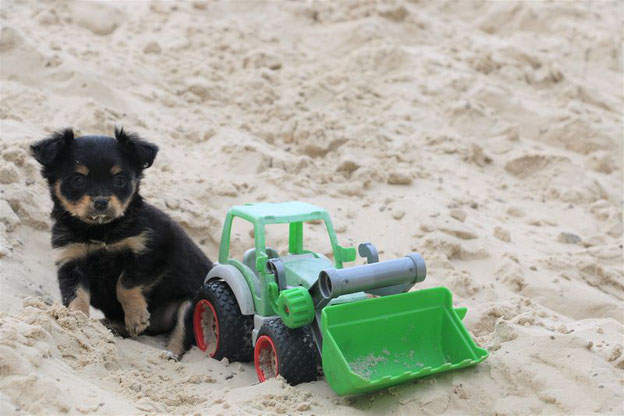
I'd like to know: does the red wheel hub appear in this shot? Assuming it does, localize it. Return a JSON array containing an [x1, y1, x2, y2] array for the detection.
[[254, 335, 278, 382], [193, 299, 219, 357]]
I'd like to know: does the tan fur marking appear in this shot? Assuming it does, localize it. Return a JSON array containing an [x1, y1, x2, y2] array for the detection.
[[110, 165, 122, 175], [109, 194, 133, 218], [54, 242, 94, 266], [68, 286, 90, 316], [116, 277, 150, 337], [54, 180, 91, 218], [54, 231, 149, 266], [166, 301, 191, 357], [109, 232, 148, 254], [75, 164, 89, 175]]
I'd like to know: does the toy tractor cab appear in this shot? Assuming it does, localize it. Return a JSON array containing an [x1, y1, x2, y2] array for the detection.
[[192, 202, 487, 395]]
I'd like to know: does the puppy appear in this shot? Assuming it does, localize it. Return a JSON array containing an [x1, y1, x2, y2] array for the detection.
[[31, 127, 213, 357]]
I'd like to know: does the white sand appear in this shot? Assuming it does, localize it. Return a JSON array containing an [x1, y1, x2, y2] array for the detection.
[[1, 1, 622, 414]]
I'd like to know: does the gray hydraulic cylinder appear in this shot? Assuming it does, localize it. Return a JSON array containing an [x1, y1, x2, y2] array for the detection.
[[317, 253, 427, 301]]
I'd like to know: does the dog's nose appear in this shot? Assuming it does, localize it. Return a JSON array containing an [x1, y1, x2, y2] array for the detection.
[[94, 198, 109, 211]]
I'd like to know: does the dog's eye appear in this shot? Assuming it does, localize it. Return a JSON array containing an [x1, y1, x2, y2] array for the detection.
[[113, 175, 127, 188], [71, 175, 86, 188]]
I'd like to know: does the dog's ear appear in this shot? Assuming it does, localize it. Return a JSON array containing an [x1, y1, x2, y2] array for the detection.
[[31, 128, 75, 167], [115, 127, 159, 169]]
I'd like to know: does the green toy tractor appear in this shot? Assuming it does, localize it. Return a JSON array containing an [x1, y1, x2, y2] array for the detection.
[[192, 201, 487, 395]]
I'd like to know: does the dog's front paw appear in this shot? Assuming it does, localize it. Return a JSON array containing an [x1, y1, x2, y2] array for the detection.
[[124, 308, 150, 337]]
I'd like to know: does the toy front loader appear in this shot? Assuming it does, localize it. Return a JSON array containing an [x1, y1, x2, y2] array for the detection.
[[319, 285, 488, 395], [191, 202, 488, 396]]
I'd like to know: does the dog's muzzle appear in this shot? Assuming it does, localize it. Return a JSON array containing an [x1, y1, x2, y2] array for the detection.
[[85, 196, 116, 224]]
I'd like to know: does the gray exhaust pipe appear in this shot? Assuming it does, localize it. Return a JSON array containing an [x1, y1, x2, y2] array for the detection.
[[317, 253, 426, 301]]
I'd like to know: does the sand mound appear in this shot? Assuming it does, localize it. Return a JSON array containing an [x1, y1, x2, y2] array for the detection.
[[1, 0, 622, 415]]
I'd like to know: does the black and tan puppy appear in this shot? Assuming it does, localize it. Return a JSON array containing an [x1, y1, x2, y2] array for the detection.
[[31, 127, 212, 357]]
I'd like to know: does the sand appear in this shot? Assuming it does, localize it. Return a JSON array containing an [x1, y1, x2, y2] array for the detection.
[[1, 0, 622, 414]]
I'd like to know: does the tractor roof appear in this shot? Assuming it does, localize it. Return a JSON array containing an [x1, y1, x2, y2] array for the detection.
[[228, 201, 329, 225]]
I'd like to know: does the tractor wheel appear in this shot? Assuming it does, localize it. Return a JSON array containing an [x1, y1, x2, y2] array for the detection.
[[192, 280, 253, 361], [254, 319, 318, 385]]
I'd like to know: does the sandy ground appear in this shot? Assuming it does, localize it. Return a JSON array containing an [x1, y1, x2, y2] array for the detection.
[[1, 0, 623, 415]]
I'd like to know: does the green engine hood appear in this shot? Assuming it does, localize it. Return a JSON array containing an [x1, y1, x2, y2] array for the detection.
[[281, 254, 333, 289]]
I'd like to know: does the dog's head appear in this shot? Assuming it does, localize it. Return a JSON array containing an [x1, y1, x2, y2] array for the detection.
[[31, 127, 158, 224]]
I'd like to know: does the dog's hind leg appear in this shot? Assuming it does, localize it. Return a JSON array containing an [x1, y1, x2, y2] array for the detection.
[[147, 301, 179, 334], [165, 300, 193, 360]]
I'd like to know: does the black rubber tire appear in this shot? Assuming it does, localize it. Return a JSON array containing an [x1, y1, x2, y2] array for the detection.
[[255, 319, 319, 385], [192, 280, 254, 362]]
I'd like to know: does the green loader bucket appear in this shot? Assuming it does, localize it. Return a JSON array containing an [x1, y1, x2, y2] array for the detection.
[[321, 287, 488, 396]]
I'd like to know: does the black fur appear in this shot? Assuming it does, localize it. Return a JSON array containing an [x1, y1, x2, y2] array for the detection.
[[32, 128, 212, 355]]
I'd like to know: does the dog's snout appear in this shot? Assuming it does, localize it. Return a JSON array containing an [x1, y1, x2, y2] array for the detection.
[[94, 197, 109, 211]]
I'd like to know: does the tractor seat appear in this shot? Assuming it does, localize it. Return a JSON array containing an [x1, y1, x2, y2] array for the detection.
[[242, 247, 279, 276]]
